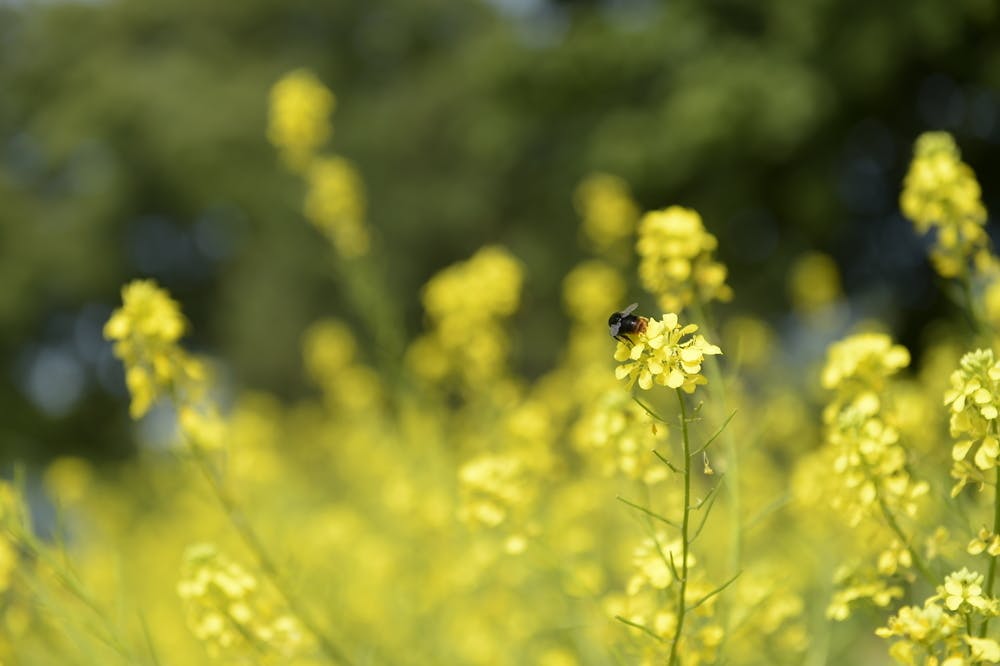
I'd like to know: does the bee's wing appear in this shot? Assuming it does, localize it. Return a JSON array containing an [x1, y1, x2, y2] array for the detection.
[[622, 302, 638, 315]]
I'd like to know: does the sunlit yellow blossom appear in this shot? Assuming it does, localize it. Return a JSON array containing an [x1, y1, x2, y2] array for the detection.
[[574, 173, 639, 252], [876, 600, 960, 647], [178, 543, 309, 660], [940, 568, 988, 612], [821, 332, 910, 396], [613, 313, 722, 393], [901, 131, 988, 278], [103, 279, 206, 418], [968, 526, 1000, 556], [945, 349, 1000, 494], [636, 206, 732, 313], [966, 636, 1000, 662], [267, 69, 336, 171], [304, 156, 370, 257]]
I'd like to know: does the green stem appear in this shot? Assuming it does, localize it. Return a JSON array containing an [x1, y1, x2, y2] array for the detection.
[[691, 299, 741, 582], [979, 463, 1000, 637], [869, 475, 935, 585], [187, 446, 354, 666], [668, 389, 692, 666]]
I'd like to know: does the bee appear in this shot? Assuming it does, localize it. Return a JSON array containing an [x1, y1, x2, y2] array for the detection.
[[608, 303, 648, 344]]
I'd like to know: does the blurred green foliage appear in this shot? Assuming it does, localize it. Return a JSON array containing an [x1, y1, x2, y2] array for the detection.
[[1, 0, 998, 462]]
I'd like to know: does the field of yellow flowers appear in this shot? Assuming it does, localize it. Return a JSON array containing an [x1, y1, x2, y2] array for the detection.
[[3, 70, 1000, 666]]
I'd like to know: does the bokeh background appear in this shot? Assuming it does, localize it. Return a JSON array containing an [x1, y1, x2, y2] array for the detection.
[[2, 0, 999, 464]]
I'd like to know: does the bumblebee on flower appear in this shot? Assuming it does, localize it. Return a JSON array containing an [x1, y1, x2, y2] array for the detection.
[[610, 307, 722, 392]]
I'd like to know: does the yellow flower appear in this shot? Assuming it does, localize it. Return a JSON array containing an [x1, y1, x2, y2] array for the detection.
[[457, 453, 528, 528], [562, 260, 626, 325], [412, 246, 524, 387], [876, 599, 959, 646], [636, 206, 732, 313], [941, 568, 988, 613], [945, 349, 1000, 492], [573, 173, 639, 251], [613, 313, 722, 393], [967, 526, 1000, 557], [178, 543, 309, 659], [821, 333, 910, 394], [901, 131, 988, 278], [267, 68, 336, 172], [966, 636, 1000, 662], [304, 156, 370, 257], [103, 279, 205, 418]]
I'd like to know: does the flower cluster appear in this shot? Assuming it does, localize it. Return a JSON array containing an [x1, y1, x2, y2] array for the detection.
[[302, 318, 381, 413], [407, 245, 523, 388], [103, 279, 206, 419], [606, 533, 724, 666], [572, 389, 669, 485], [612, 313, 722, 393], [636, 206, 732, 313], [303, 156, 369, 258], [456, 453, 531, 529], [177, 543, 309, 660], [901, 131, 989, 278], [821, 333, 912, 402], [827, 562, 905, 620], [573, 173, 639, 252], [267, 69, 336, 172], [877, 569, 1000, 665], [817, 333, 932, 618], [945, 349, 1000, 494], [268, 70, 372, 260]]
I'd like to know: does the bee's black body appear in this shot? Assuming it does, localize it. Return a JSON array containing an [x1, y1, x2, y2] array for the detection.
[[608, 303, 646, 344]]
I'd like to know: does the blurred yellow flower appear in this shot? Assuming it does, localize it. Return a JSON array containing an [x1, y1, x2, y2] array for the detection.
[[562, 260, 626, 325], [267, 68, 336, 172], [636, 206, 732, 313], [304, 156, 370, 258], [788, 252, 842, 314], [901, 131, 988, 278], [103, 279, 206, 418], [573, 173, 639, 251], [178, 543, 309, 660]]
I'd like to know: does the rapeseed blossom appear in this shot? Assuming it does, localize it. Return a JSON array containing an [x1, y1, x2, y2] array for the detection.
[[267, 69, 336, 172], [103, 279, 206, 418], [636, 206, 732, 313], [304, 156, 370, 258], [818, 332, 933, 620], [408, 245, 523, 387], [612, 313, 722, 392], [573, 173, 639, 252], [945, 349, 1000, 493], [901, 131, 988, 278], [177, 543, 309, 660]]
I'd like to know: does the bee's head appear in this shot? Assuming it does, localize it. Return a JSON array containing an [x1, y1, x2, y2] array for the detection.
[[608, 312, 623, 337]]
